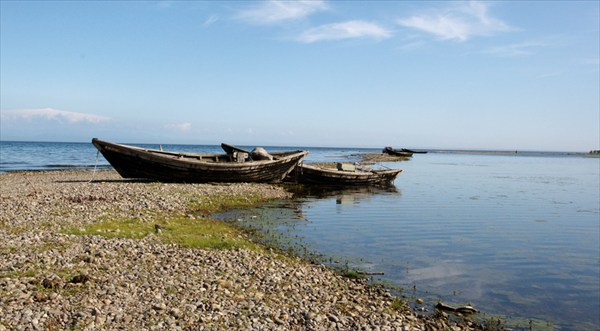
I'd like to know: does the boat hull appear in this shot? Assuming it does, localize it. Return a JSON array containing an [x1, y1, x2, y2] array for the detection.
[[92, 138, 307, 183], [291, 164, 402, 186], [383, 147, 413, 157]]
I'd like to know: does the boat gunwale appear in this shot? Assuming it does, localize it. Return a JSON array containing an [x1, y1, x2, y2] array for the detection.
[[93, 139, 308, 169]]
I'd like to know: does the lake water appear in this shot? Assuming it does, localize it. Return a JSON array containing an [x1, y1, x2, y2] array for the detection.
[[1, 141, 599, 330], [218, 152, 600, 330]]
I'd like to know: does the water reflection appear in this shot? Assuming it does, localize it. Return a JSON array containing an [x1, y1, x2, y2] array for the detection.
[[287, 184, 400, 205], [214, 185, 400, 263], [216, 154, 599, 331]]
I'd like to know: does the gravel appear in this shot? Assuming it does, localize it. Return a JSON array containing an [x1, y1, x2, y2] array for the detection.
[[1, 170, 483, 330]]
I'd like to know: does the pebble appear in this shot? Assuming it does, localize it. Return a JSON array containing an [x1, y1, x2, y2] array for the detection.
[[0, 170, 482, 330]]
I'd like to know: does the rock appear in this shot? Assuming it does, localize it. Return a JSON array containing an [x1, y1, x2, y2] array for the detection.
[[152, 303, 166, 311], [169, 308, 180, 318], [42, 276, 62, 289], [71, 274, 90, 284]]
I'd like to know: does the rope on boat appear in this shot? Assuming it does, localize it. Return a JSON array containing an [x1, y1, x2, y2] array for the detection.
[[88, 150, 100, 183]]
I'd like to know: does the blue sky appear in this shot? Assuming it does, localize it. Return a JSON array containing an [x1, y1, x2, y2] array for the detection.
[[1, 1, 598, 151]]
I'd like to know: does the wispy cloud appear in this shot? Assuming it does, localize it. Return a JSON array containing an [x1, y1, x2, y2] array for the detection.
[[1, 108, 110, 123], [165, 122, 192, 133], [236, 0, 328, 25], [298, 20, 392, 43], [397, 1, 512, 42], [203, 15, 218, 28], [397, 40, 426, 52], [484, 42, 542, 57]]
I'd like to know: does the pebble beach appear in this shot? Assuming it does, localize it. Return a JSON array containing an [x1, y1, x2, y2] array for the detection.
[[0, 170, 485, 330]]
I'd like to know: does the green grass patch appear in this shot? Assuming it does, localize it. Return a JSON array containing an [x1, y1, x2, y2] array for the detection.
[[64, 217, 154, 239], [391, 297, 409, 311], [64, 215, 264, 251], [159, 216, 263, 251], [0, 268, 39, 279], [339, 269, 366, 280], [63, 187, 286, 252], [187, 191, 268, 214]]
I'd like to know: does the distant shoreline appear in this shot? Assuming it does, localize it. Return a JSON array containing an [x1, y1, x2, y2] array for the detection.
[[424, 149, 598, 157], [0, 140, 596, 156]]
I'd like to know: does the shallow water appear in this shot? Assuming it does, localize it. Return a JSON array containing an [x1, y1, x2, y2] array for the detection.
[[218, 153, 600, 330]]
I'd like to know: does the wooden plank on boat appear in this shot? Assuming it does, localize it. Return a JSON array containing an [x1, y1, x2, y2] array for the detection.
[[221, 143, 250, 155], [336, 163, 356, 172]]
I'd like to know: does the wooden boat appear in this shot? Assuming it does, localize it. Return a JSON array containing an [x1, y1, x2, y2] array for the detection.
[[383, 146, 413, 157], [289, 163, 402, 186], [91, 138, 308, 183], [400, 148, 428, 154]]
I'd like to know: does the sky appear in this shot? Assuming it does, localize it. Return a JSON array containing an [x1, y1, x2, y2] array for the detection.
[[1, 1, 598, 151]]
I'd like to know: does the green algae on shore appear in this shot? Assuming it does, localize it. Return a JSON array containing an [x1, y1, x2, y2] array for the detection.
[[65, 215, 264, 251]]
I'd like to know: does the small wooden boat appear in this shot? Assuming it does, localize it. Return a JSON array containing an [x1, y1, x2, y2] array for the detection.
[[92, 138, 308, 183], [400, 148, 428, 154], [290, 163, 402, 186], [383, 146, 413, 157]]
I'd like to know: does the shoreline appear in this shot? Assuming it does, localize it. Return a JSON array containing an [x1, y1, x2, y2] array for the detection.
[[1, 170, 488, 330]]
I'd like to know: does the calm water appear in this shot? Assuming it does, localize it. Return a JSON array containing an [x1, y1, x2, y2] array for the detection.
[[218, 153, 600, 330], [1, 141, 599, 330]]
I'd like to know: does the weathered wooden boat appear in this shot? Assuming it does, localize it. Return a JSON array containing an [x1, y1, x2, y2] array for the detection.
[[400, 148, 428, 154], [383, 146, 413, 157], [91, 138, 308, 183], [289, 163, 402, 186]]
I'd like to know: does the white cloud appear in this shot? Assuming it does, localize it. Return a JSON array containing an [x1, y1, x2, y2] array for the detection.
[[298, 20, 392, 43], [236, 0, 328, 25], [203, 15, 218, 27], [165, 122, 192, 132], [397, 40, 426, 52], [484, 42, 542, 57], [397, 1, 512, 41], [0, 108, 110, 124]]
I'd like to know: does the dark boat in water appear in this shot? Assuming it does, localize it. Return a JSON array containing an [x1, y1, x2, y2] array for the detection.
[[382, 147, 428, 156], [383, 146, 413, 157], [400, 148, 428, 154], [91, 138, 308, 183], [289, 163, 402, 186]]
